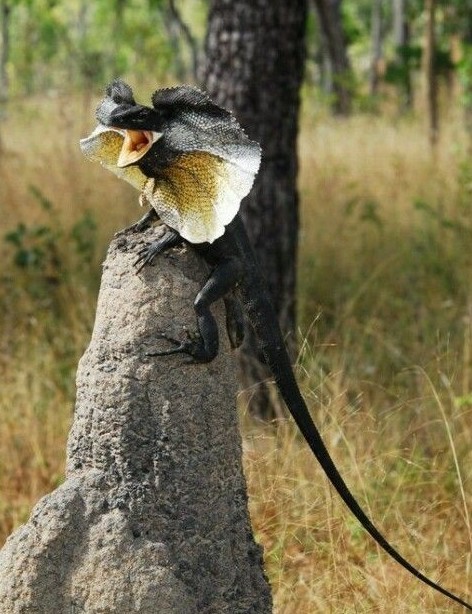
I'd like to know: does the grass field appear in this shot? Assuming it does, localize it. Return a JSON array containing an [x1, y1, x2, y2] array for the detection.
[[1, 94, 471, 612]]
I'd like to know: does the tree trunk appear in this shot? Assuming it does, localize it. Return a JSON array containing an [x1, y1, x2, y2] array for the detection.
[[111, 0, 126, 77], [0, 229, 272, 613], [370, 0, 384, 97], [312, 0, 352, 115], [392, 0, 404, 48], [0, 0, 10, 103], [392, 0, 413, 110], [165, 0, 199, 82], [162, 5, 188, 82], [201, 0, 307, 419], [458, 7, 472, 144], [318, 25, 334, 96], [425, 0, 438, 147], [0, 0, 9, 152]]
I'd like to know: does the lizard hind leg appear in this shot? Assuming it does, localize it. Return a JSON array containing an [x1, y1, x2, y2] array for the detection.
[[224, 294, 245, 349], [147, 258, 243, 363]]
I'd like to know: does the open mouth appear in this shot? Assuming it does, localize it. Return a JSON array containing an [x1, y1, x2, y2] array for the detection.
[[116, 129, 161, 168]]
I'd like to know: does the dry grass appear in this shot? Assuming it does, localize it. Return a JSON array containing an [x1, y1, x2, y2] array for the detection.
[[243, 362, 472, 612], [1, 94, 471, 611]]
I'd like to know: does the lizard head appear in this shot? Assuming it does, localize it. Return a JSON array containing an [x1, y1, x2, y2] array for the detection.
[[80, 79, 261, 243], [92, 80, 164, 169]]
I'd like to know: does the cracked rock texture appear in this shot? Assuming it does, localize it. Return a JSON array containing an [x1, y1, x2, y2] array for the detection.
[[0, 228, 272, 613]]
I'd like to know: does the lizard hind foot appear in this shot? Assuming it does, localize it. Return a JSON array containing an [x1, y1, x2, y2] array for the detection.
[[146, 331, 215, 364]]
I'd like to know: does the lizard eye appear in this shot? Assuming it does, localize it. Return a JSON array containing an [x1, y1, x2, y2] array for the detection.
[[117, 129, 162, 168]]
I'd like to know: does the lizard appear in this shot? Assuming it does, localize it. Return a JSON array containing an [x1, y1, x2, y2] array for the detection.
[[80, 79, 472, 611]]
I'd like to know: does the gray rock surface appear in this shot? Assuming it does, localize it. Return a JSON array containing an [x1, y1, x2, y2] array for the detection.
[[0, 228, 272, 613]]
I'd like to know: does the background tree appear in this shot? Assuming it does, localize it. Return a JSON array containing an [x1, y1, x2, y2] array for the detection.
[[3, 0, 471, 128], [201, 0, 307, 418], [425, 0, 438, 146], [0, 0, 10, 103], [370, 0, 384, 97], [312, 0, 352, 115], [391, 0, 414, 110], [3, 0, 472, 416], [0, 0, 11, 152], [165, 0, 199, 82]]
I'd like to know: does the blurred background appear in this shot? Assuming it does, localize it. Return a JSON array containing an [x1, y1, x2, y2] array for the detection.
[[1, 1, 472, 611]]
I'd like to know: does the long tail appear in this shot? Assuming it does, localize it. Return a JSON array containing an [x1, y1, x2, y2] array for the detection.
[[240, 275, 472, 611]]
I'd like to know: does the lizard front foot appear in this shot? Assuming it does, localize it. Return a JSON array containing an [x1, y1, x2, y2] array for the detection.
[[134, 228, 184, 273]]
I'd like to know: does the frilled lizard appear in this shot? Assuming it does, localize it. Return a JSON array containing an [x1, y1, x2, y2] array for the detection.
[[80, 80, 471, 611]]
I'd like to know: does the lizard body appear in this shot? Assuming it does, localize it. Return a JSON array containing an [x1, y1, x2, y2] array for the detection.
[[80, 80, 472, 611]]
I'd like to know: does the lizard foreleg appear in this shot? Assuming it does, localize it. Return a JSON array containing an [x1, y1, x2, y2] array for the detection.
[[134, 227, 183, 272]]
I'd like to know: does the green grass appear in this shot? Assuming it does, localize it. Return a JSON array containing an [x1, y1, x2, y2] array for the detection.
[[0, 94, 471, 611]]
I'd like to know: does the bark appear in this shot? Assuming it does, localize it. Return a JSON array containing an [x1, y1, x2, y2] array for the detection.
[[201, 0, 307, 419], [312, 0, 352, 115], [425, 0, 438, 147], [0, 229, 272, 613]]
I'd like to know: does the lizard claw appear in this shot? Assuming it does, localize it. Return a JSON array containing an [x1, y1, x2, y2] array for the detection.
[[146, 331, 212, 363], [134, 230, 184, 273], [134, 245, 158, 272], [146, 331, 187, 354]]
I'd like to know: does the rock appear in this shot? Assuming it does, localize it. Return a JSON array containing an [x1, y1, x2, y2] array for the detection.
[[0, 228, 272, 613]]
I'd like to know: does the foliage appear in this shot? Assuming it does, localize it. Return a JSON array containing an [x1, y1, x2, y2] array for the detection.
[[458, 43, 472, 112], [0, 0, 470, 117], [1, 0, 206, 96], [3, 184, 98, 302]]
